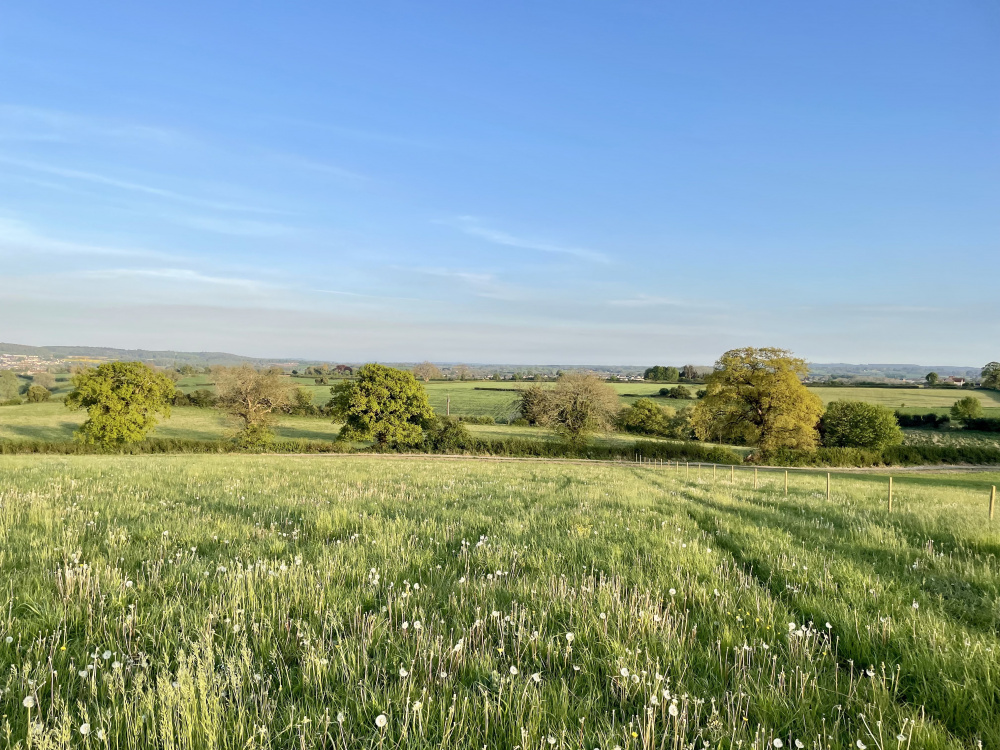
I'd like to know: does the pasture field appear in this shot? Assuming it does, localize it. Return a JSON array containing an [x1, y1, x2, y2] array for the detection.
[[808, 387, 1000, 415], [900, 428, 1000, 451], [0, 402, 342, 443], [1, 455, 998, 749]]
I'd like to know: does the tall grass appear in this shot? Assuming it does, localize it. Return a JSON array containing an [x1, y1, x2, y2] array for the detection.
[[1, 456, 997, 748]]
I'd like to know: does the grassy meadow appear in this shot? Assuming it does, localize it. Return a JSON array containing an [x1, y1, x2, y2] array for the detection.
[[1, 454, 998, 749]]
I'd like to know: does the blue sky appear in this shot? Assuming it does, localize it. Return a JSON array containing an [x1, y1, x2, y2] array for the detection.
[[1, 2, 997, 365]]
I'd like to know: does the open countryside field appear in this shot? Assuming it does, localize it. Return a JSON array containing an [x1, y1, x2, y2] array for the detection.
[[1, 455, 998, 749]]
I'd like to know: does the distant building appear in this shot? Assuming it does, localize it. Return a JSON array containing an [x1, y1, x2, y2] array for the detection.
[[333, 364, 353, 375], [946, 377, 966, 387]]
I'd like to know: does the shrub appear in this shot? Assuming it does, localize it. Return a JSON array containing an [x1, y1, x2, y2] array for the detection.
[[962, 418, 1000, 433], [820, 400, 903, 449], [618, 398, 675, 437], [458, 415, 496, 425], [511, 418, 530, 427], [425, 417, 474, 451], [895, 412, 950, 429], [25, 385, 52, 403], [951, 396, 984, 424]]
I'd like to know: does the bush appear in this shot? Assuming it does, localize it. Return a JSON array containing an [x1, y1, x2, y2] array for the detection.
[[618, 398, 674, 437], [0, 397, 22, 407], [25, 385, 52, 403], [962, 418, 1000, 433], [425, 417, 474, 451], [951, 396, 984, 424], [458, 415, 496, 425], [820, 400, 903, 449], [660, 386, 693, 399], [511, 418, 530, 427], [895, 412, 950, 429]]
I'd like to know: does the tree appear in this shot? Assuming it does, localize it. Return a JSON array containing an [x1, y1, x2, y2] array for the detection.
[[540, 373, 620, 445], [681, 365, 699, 381], [0, 370, 19, 401], [925, 372, 939, 386], [643, 366, 679, 382], [691, 347, 823, 453], [32, 372, 57, 390], [289, 387, 319, 416], [64, 362, 175, 445], [982, 362, 1000, 390], [215, 365, 291, 445], [618, 398, 675, 437], [950, 395, 983, 424], [328, 363, 434, 447], [820, 400, 903, 449], [516, 385, 552, 426], [25, 385, 52, 403], [453, 364, 470, 381], [412, 361, 443, 382]]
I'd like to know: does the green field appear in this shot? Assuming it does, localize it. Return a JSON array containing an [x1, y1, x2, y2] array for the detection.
[[1, 455, 998, 748], [808, 386, 1000, 415]]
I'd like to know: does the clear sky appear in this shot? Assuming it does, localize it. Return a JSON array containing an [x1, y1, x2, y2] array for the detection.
[[1, 2, 997, 365]]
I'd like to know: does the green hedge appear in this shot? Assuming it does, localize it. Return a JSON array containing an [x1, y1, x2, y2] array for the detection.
[[963, 418, 1000, 433], [769, 444, 1000, 467], [0, 438, 352, 456]]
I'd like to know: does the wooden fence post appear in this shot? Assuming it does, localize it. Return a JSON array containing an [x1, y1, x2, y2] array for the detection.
[[990, 486, 996, 521], [784, 470, 788, 496], [714, 464, 717, 480], [753, 467, 758, 490], [686, 462, 689, 480], [731, 465, 734, 483], [827, 473, 831, 501], [888, 476, 893, 513]]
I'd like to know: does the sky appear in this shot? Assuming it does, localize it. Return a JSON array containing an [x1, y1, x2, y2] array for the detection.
[[1, 2, 997, 365]]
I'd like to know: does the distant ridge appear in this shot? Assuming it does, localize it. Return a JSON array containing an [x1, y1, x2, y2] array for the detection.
[[0, 342, 292, 367]]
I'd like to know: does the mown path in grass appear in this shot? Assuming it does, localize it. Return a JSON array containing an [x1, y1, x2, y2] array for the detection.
[[0, 456, 997, 749]]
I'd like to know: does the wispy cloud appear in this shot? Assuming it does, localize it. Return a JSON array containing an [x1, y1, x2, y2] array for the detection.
[[408, 267, 524, 301], [0, 156, 279, 214], [268, 152, 369, 182], [445, 216, 609, 263], [81, 268, 269, 290], [0, 217, 172, 259], [174, 216, 297, 238], [608, 294, 681, 308], [0, 104, 188, 145]]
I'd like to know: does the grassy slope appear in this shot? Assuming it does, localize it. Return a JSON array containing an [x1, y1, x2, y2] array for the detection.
[[0, 455, 997, 748]]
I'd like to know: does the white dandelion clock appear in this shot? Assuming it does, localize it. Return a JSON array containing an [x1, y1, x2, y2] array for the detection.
[[375, 714, 388, 729]]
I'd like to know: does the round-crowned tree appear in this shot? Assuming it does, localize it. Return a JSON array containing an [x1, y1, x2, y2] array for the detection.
[[820, 400, 903, 449], [950, 395, 984, 424], [64, 362, 176, 445], [618, 398, 674, 437], [329, 363, 434, 448]]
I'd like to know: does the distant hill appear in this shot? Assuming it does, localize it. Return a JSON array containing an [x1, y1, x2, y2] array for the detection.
[[0, 342, 294, 367], [806, 363, 982, 381]]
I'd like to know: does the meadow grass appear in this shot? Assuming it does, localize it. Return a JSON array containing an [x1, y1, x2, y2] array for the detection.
[[808, 387, 1000, 413], [0, 403, 342, 443], [0, 455, 997, 749]]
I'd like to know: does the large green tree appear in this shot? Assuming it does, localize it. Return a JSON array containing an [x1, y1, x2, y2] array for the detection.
[[820, 400, 903, 449], [691, 347, 823, 453], [65, 362, 175, 445], [982, 362, 1000, 390], [329, 364, 434, 447]]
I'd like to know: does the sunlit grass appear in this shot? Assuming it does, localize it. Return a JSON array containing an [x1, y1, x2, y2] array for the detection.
[[1, 456, 997, 748]]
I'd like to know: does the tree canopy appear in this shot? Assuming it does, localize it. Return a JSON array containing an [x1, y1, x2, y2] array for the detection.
[[820, 400, 903, 449], [215, 365, 291, 445], [691, 347, 823, 453], [982, 362, 1000, 390], [643, 366, 678, 382], [412, 361, 443, 382], [0, 370, 19, 401], [64, 361, 175, 445], [950, 395, 983, 423], [329, 363, 434, 447], [618, 398, 679, 438], [925, 372, 939, 385], [25, 385, 52, 403], [541, 373, 620, 445]]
